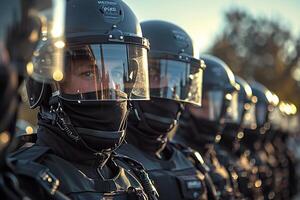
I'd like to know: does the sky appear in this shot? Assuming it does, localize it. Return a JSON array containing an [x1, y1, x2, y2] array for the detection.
[[123, 0, 300, 54]]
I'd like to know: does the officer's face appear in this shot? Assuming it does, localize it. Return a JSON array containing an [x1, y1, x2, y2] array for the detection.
[[60, 57, 125, 94], [149, 65, 168, 88], [60, 57, 99, 94]]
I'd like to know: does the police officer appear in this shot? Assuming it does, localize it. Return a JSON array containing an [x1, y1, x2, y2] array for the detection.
[[175, 55, 239, 200], [263, 97, 291, 200], [219, 76, 264, 200], [10, 0, 159, 199], [239, 81, 277, 200], [1, 0, 68, 199], [269, 101, 299, 199], [117, 20, 210, 200]]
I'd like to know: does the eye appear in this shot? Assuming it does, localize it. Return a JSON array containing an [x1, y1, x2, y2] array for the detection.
[[80, 70, 96, 78]]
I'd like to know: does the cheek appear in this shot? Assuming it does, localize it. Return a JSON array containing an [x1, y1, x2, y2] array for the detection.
[[60, 75, 90, 94]]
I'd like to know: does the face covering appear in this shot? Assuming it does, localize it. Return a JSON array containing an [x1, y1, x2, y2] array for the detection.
[[125, 98, 181, 155], [61, 99, 127, 131], [55, 96, 128, 152], [137, 97, 181, 134], [190, 116, 220, 143]]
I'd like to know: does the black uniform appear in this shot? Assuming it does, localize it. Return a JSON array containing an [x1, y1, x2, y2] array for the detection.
[[118, 143, 207, 200], [0, 0, 68, 199], [217, 116, 264, 200], [175, 118, 235, 200], [240, 129, 275, 200], [116, 20, 211, 200], [9, 0, 159, 199], [10, 124, 157, 200]]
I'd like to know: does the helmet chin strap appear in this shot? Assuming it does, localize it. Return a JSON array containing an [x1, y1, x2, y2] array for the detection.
[[41, 96, 130, 157]]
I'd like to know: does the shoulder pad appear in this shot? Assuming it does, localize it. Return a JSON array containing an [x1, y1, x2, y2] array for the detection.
[[113, 153, 145, 171], [169, 141, 210, 173], [8, 146, 70, 199], [9, 145, 51, 163]]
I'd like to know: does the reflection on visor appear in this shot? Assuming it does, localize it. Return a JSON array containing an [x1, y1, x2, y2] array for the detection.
[[56, 44, 149, 101], [224, 91, 239, 123], [30, 0, 66, 82], [190, 90, 223, 121], [149, 59, 203, 105]]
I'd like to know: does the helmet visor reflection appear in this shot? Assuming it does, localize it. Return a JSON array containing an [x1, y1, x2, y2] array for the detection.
[[56, 43, 149, 101], [148, 58, 203, 105]]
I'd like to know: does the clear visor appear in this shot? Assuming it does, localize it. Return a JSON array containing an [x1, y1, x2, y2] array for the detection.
[[189, 90, 223, 121], [256, 103, 268, 127], [54, 44, 149, 101], [242, 103, 257, 129], [29, 0, 66, 82], [224, 91, 239, 123], [148, 58, 203, 105]]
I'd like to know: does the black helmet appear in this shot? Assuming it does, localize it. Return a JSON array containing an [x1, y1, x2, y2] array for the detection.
[[241, 81, 275, 145], [221, 76, 257, 147], [188, 55, 239, 125], [0, 0, 66, 156], [27, 0, 150, 108], [235, 76, 257, 130], [179, 55, 239, 144], [141, 20, 205, 106], [249, 81, 274, 130], [26, 0, 150, 154]]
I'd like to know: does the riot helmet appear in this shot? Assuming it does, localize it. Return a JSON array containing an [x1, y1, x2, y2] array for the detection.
[[187, 55, 239, 126], [241, 81, 275, 146], [221, 76, 257, 149], [235, 76, 257, 131], [131, 20, 204, 134], [249, 81, 274, 131], [0, 0, 66, 157], [26, 0, 150, 154], [142, 20, 205, 106], [180, 55, 239, 145]]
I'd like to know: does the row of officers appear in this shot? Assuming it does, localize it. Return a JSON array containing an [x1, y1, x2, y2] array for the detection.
[[0, 0, 299, 199]]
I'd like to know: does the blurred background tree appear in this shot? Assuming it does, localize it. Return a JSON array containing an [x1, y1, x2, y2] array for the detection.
[[209, 8, 300, 107]]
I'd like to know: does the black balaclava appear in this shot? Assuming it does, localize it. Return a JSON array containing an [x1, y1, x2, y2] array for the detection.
[[126, 97, 181, 156], [175, 109, 220, 153], [38, 96, 128, 154]]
